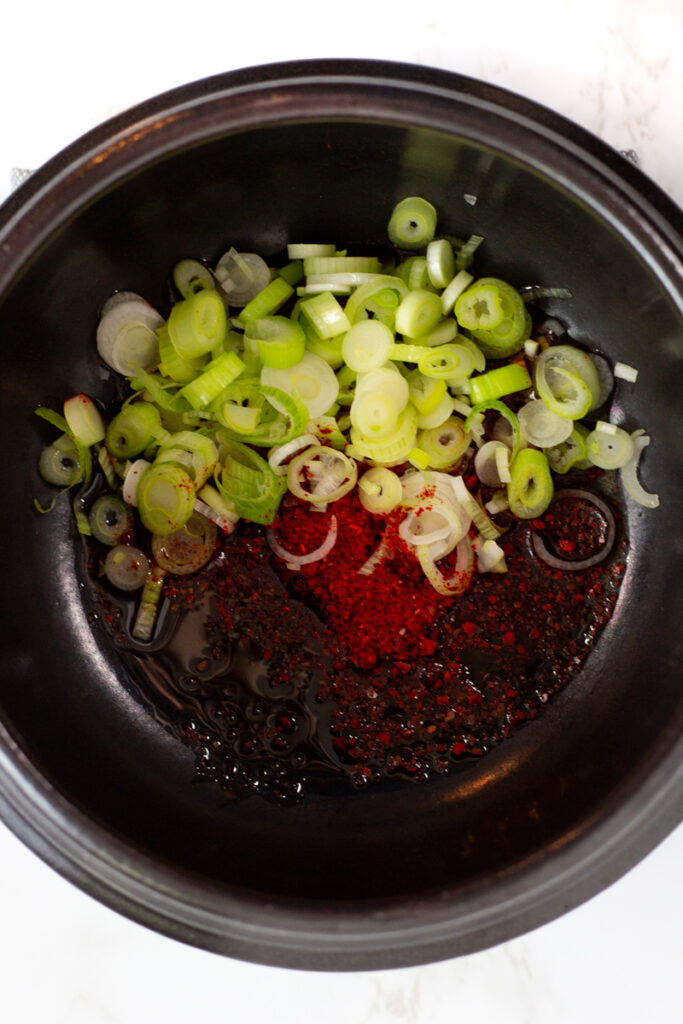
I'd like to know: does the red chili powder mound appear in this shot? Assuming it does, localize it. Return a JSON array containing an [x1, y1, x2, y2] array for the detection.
[[270, 492, 444, 670]]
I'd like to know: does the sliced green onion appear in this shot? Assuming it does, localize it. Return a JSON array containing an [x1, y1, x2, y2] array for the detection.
[[546, 427, 588, 473], [155, 430, 218, 488], [357, 467, 403, 513], [216, 380, 309, 447], [158, 325, 207, 383], [351, 386, 404, 441], [450, 475, 503, 541], [466, 278, 530, 358], [507, 448, 554, 519], [178, 350, 246, 410], [518, 399, 574, 448], [245, 316, 305, 368], [306, 416, 346, 450], [418, 344, 476, 380], [277, 260, 305, 286], [96, 299, 163, 376], [131, 565, 166, 642], [395, 289, 443, 338], [455, 234, 485, 270], [415, 392, 454, 429], [35, 406, 92, 487], [620, 429, 659, 508], [441, 270, 474, 315], [304, 330, 345, 369], [417, 416, 470, 469], [137, 463, 196, 536], [268, 433, 318, 475], [168, 288, 227, 361], [287, 445, 358, 504], [89, 494, 134, 546], [172, 258, 216, 298], [474, 440, 511, 487], [387, 196, 437, 250], [535, 345, 601, 412], [465, 399, 521, 460], [585, 424, 635, 469], [64, 394, 105, 446], [336, 364, 358, 406], [426, 238, 455, 288], [474, 537, 507, 573], [237, 276, 293, 326], [104, 544, 150, 591], [217, 438, 287, 525], [215, 249, 270, 306], [614, 361, 639, 383], [196, 482, 240, 526], [416, 536, 474, 595], [343, 275, 408, 326], [390, 343, 429, 364], [300, 291, 351, 340], [349, 403, 418, 465], [302, 255, 381, 276], [535, 361, 593, 420], [261, 351, 339, 419], [96, 443, 121, 487], [407, 257, 431, 290], [122, 458, 151, 506], [454, 282, 506, 331], [423, 318, 458, 347], [408, 370, 447, 415], [151, 512, 217, 575], [342, 319, 394, 372], [468, 362, 532, 405], [38, 440, 83, 487], [106, 402, 162, 459], [287, 243, 336, 259], [455, 335, 486, 372]]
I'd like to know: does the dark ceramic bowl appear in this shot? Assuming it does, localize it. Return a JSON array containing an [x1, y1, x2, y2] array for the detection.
[[0, 59, 681, 971]]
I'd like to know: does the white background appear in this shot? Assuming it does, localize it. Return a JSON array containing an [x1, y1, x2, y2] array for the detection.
[[1, 1, 681, 1021]]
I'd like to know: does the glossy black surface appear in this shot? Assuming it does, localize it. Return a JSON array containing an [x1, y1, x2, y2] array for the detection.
[[0, 60, 681, 969]]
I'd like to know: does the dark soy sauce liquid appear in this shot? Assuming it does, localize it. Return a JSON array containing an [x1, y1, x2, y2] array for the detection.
[[83, 472, 627, 806]]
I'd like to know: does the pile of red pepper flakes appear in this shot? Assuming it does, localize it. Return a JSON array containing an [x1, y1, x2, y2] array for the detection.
[[270, 491, 443, 671]]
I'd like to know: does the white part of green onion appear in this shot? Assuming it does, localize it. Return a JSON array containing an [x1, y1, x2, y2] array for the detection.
[[261, 351, 339, 419], [268, 433, 318, 476], [287, 244, 336, 259], [518, 400, 573, 448], [96, 299, 163, 376], [342, 319, 394, 373], [426, 239, 455, 289], [440, 270, 474, 315], [122, 458, 152, 506], [620, 430, 659, 508], [614, 361, 639, 383], [64, 394, 105, 446], [297, 283, 352, 297], [214, 250, 270, 306], [586, 424, 635, 469]]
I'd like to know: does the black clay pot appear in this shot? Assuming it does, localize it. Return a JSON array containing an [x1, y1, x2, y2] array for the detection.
[[0, 60, 681, 971]]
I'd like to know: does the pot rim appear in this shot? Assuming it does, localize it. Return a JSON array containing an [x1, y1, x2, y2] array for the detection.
[[0, 58, 681, 970]]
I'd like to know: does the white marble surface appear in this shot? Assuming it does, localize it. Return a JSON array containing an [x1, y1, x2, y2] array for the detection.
[[1, 1, 681, 1021]]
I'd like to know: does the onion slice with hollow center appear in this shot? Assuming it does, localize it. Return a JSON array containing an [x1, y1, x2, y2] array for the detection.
[[267, 515, 338, 566], [620, 430, 660, 509], [530, 488, 616, 570]]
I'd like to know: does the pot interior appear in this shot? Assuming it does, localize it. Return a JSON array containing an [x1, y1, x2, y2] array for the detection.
[[0, 110, 681, 914]]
